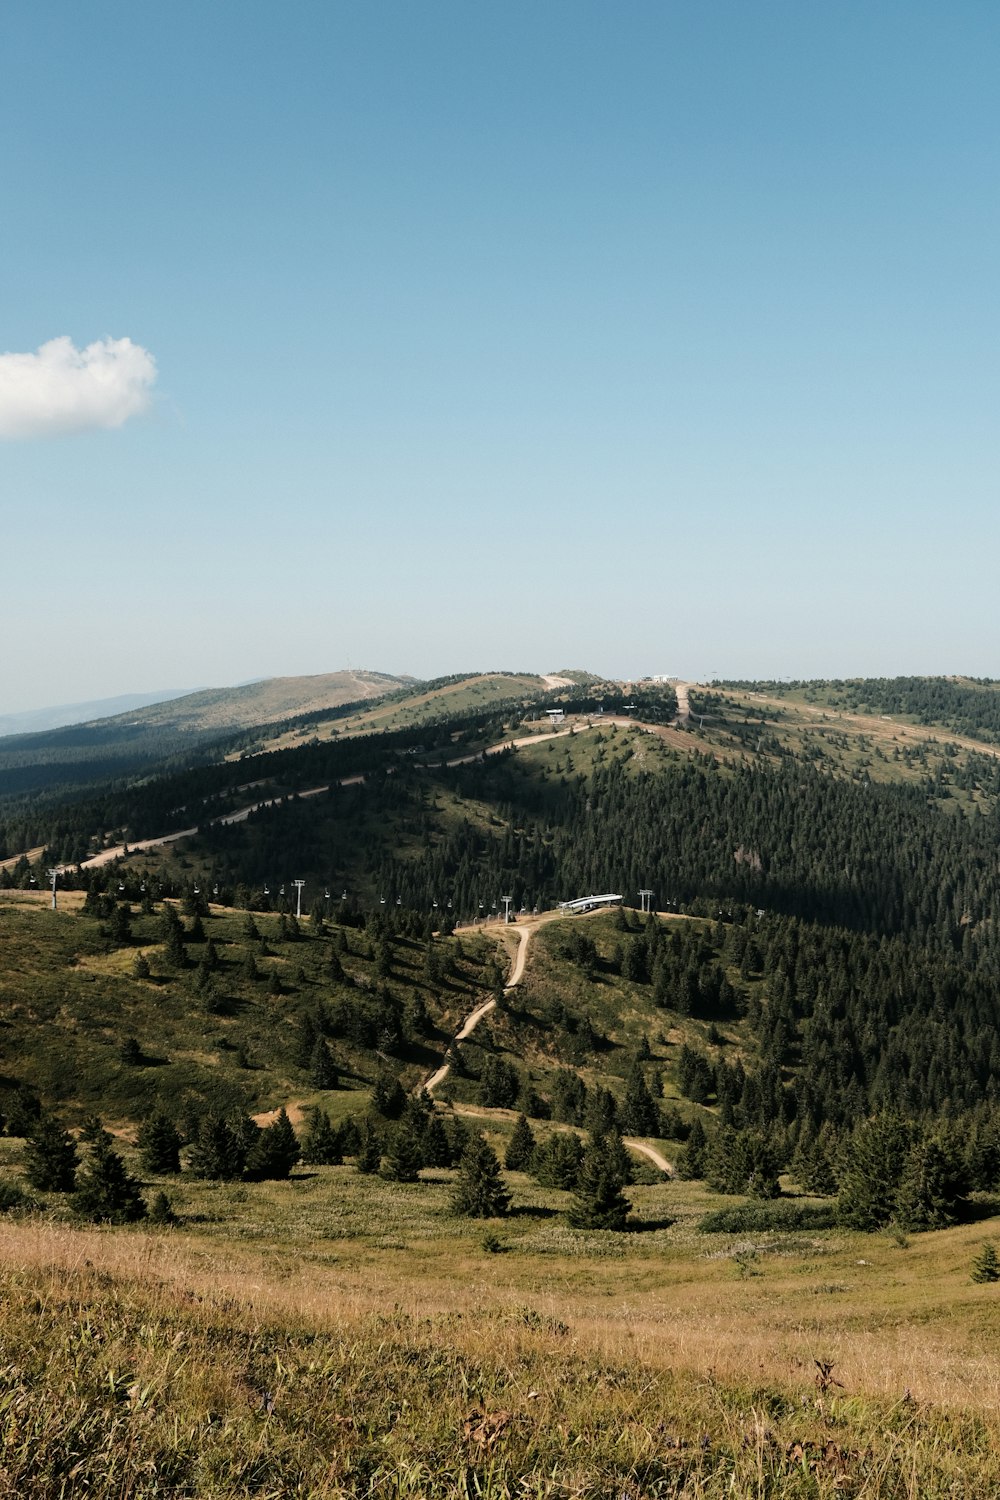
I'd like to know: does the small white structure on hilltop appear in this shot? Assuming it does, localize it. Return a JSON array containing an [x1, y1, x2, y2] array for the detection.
[[652, 674, 676, 684], [557, 893, 622, 914]]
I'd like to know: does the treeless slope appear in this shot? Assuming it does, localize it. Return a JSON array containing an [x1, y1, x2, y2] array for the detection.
[[86, 670, 408, 735]]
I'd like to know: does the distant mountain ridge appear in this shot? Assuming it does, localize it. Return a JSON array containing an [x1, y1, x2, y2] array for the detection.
[[0, 671, 411, 747], [0, 670, 414, 804], [0, 691, 195, 738], [75, 670, 412, 736]]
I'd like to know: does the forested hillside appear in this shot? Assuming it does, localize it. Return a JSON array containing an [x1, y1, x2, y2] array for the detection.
[[722, 675, 1000, 744], [4, 673, 1000, 1229]]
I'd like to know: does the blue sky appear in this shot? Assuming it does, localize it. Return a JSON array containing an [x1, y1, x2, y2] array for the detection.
[[2, 2, 999, 711]]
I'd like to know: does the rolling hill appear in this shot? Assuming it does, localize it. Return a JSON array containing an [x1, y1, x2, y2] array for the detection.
[[4, 672, 1000, 1494], [0, 668, 412, 805]]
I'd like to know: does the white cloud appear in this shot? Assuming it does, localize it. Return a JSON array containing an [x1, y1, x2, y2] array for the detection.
[[0, 335, 157, 439]]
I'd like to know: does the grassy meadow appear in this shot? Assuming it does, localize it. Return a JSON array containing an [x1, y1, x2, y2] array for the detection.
[[0, 1138, 998, 1496], [4, 886, 1000, 1492]]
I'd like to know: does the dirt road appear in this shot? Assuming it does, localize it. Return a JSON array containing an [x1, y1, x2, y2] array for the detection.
[[24, 704, 681, 876], [424, 906, 630, 1094]]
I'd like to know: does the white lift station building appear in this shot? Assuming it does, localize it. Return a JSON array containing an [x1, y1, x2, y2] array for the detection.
[[557, 894, 623, 914]]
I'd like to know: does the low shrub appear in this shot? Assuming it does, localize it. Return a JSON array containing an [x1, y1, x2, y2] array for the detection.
[[697, 1200, 837, 1234]]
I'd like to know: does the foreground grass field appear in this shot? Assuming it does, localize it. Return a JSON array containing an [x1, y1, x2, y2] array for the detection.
[[1, 1141, 1000, 1496]]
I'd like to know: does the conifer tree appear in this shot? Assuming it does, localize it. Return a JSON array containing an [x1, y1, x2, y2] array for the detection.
[[895, 1134, 968, 1231], [147, 1189, 177, 1225], [505, 1113, 536, 1171], [164, 922, 187, 970], [382, 1108, 424, 1183], [621, 1060, 660, 1136], [568, 1131, 630, 1230], [337, 1115, 361, 1158], [451, 1134, 511, 1218], [301, 1107, 343, 1166], [23, 1114, 78, 1193], [137, 1111, 182, 1175], [188, 1115, 247, 1181], [793, 1127, 838, 1197], [972, 1242, 1000, 1284], [585, 1086, 619, 1137], [675, 1116, 708, 1180], [372, 1071, 407, 1120], [421, 1113, 453, 1168], [837, 1114, 911, 1230], [72, 1119, 147, 1223], [107, 903, 132, 945], [532, 1132, 584, 1190], [310, 1037, 338, 1090], [356, 1117, 383, 1174], [244, 1109, 300, 1180]]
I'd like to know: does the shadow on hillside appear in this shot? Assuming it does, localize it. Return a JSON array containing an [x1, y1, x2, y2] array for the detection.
[[964, 1195, 1000, 1224], [206, 995, 250, 1018]]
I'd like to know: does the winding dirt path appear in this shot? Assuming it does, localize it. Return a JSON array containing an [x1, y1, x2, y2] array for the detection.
[[627, 1140, 673, 1173], [33, 708, 674, 875], [423, 912, 578, 1094], [419, 911, 673, 1175], [421, 925, 527, 1093]]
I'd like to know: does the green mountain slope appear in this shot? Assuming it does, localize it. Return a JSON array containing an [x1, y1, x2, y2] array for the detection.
[[0, 669, 410, 805]]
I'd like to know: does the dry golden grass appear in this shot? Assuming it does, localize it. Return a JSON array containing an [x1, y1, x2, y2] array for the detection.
[[1, 1164, 998, 1416], [0, 1166, 999, 1494]]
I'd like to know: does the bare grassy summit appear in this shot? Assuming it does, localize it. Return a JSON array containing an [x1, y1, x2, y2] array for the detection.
[[86, 669, 410, 735]]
